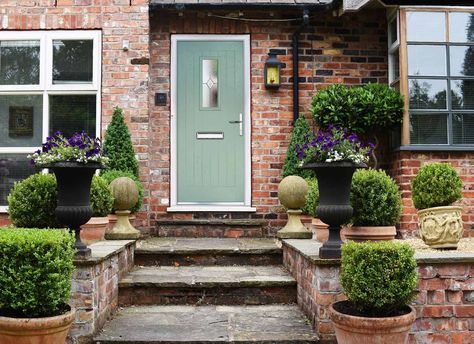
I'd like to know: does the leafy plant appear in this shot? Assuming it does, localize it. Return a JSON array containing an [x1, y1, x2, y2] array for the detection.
[[340, 241, 417, 317], [28, 131, 108, 166], [302, 177, 319, 217], [0, 228, 75, 318], [102, 107, 139, 178], [90, 175, 114, 217], [7, 173, 59, 228], [350, 169, 401, 226], [411, 163, 463, 210], [283, 113, 314, 179], [101, 170, 144, 212]]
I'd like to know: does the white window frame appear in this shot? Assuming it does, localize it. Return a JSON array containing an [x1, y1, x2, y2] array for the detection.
[[0, 30, 102, 211]]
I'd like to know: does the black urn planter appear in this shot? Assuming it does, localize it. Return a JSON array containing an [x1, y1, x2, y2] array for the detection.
[[303, 162, 366, 259], [46, 162, 102, 259]]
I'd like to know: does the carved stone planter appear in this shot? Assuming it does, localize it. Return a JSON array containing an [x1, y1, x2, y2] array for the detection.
[[418, 206, 463, 249]]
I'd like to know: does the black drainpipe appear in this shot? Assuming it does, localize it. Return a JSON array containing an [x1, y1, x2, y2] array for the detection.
[[292, 9, 310, 124]]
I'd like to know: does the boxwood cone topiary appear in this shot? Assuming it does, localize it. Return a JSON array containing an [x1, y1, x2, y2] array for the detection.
[[350, 169, 401, 226], [302, 177, 319, 217], [411, 162, 462, 210], [0, 228, 75, 318], [340, 241, 418, 317], [103, 107, 140, 178], [101, 170, 144, 213], [7, 173, 58, 228], [282, 113, 314, 179], [90, 175, 114, 217]]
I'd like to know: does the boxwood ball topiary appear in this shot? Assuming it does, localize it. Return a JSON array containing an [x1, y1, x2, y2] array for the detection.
[[340, 241, 418, 317], [0, 228, 75, 318], [350, 169, 401, 226], [411, 163, 462, 210], [7, 173, 59, 228]]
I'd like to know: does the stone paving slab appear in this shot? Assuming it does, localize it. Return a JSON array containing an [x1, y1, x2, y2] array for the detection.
[[94, 305, 318, 343], [136, 238, 281, 255], [120, 266, 295, 288]]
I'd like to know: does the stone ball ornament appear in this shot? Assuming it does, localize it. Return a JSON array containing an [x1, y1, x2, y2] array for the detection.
[[110, 177, 139, 211], [278, 175, 308, 210]]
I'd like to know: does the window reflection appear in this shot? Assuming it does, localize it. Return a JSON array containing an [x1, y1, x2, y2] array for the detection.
[[409, 79, 447, 109], [450, 13, 474, 42], [410, 113, 448, 144], [0, 41, 40, 85], [53, 40, 93, 84], [408, 45, 446, 76], [407, 12, 446, 42]]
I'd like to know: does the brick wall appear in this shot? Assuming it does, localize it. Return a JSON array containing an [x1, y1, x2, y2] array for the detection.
[[283, 241, 474, 344], [148, 9, 388, 235], [392, 151, 474, 238]]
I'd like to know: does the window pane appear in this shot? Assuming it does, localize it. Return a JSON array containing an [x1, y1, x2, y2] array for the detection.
[[388, 17, 398, 46], [389, 50, 400, 81], [453, 113, 474, 144], [0, 154, 35, 206], [0, 40, 40, 85], [407, 12, 446, 42], [451, 80, 474, 110], [202, 59, 218, 108], [53, 40, 93, 84], [450, 46, 474, 77], [409, 79, 447, 109], [49, 95, 96, 137], [0, 95, 43, 147], [449, 12, 474, 43], [408, 45, 446, 76], [410, 113, 448, 144]]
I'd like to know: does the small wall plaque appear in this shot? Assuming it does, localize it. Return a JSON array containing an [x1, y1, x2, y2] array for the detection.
[[155, 93, 167, 106]]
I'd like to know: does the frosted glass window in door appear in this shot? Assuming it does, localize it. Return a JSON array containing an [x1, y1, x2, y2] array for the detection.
[[202, 59, 218, 108]]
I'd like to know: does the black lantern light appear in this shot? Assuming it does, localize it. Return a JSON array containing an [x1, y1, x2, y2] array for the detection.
[[264, 52, 281, 89]]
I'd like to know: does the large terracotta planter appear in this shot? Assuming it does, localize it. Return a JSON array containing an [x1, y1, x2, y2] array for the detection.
[[329, 301, 415, 344], [80, 216, 109, 245], [0, 307, 75, 344], [344, 225, 396, 242], [418, 206, 463, 249]]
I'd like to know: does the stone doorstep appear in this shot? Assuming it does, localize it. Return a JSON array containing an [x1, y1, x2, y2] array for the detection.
[[135, 237, 283, 266], [93, 305, 319, 344]]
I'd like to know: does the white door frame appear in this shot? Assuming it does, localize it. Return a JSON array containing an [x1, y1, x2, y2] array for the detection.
[[168, 34, 254, 212]]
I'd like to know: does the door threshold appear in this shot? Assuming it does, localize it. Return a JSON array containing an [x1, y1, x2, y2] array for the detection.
[[167, 205, 257, 213]]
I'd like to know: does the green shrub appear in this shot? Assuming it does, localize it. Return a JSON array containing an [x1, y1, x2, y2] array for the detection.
[[103, 107, 140, 178], [90, 175, 114, 217], [7, 173, 58, 228], [101, 170, 144, 212], [302, 177, 319, 217], [350, 169, 401, 226], [283, 113, 314, 179], [340, 241, 418, 317], [411, 163, 462, 210], [0, 228, 75, 318]]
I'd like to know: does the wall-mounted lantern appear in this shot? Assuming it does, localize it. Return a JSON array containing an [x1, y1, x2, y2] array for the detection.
[[264, 52, 281, 90]]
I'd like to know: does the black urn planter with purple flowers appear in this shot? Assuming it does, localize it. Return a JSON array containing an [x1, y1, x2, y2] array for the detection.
[[303, 162, 366, 259], [46, 162, 102, 258]]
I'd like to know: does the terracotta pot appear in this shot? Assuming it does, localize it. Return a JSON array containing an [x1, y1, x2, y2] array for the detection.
[[418, 206, 463, 249], [80, 216, 109, 245], [0, 307, 75, 344], [312, 218, 328, 242], [344, 225, 397, 242], [329, 301, 416, 344]]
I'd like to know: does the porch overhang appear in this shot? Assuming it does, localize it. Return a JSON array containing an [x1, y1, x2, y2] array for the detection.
[[150, 0, 337, 11], [379, 0, 474, 5]]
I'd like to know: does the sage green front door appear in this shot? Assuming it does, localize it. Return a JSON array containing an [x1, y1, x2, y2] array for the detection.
[[177, 40, 245, 203]]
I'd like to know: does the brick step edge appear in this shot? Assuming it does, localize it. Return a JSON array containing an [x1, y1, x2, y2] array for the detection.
[[154, 225, 266, 238]]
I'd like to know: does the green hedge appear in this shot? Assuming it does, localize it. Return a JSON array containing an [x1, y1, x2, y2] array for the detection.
[[340, 241, 417, 317], [0, 228, 75, 318], [90, 175, 114, 217], [302, 177, 319, 217], [101, 170, 144, 212]]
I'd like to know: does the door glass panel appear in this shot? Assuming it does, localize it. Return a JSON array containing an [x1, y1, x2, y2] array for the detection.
[[53, 40, 93, 84], [0, 40, 40, 85], [451, 80, 474, 110], [410, 113, 448, 144], [449, 12, 474, 43], [0, 154, 35, 206], [450, 46, 474, 77], [409, 79, 447, 109], [202, 59, 218, 108], [407, 11, 446, 42], [408, 45, 446, 76], [453, 113, 474, 144], [49, 95, 96, 137], [0, 95, 43, 147]]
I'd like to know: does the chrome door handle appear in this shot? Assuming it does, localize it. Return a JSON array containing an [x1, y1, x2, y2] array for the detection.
[[229, 113, 243, 136]]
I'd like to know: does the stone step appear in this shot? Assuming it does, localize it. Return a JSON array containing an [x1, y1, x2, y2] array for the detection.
[[153, 219, 267, 238], [135, 238, 282, 266], [119, 265, 296, 306], [94, 305, 319, 344]]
